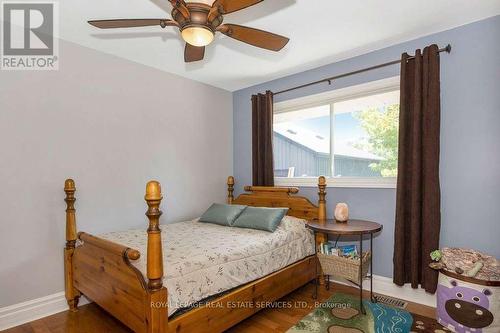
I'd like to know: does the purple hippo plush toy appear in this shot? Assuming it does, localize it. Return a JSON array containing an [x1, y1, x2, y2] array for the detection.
[[437, 279, 493, 332]]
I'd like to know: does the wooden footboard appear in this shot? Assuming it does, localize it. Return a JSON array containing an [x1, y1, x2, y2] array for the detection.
[[64, 179, 168, 333], [73, 233, 156, 332]]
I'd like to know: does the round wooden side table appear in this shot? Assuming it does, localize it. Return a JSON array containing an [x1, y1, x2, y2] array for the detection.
[[307, 219, 382, 314]]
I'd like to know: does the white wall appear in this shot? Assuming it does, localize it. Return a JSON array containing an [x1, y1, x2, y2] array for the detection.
[[0, 40, 233, 307]]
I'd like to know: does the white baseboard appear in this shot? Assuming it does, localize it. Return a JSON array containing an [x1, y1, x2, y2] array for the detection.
[[329, 274, 437, 308], [0, 275, 435, 330], [0, 293, 90, 331]]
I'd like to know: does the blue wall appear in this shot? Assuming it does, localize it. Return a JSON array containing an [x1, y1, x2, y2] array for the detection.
[[233, 16, 500, 278]]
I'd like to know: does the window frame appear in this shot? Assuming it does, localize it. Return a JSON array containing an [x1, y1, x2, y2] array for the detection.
[[273, 76, 400, 189]]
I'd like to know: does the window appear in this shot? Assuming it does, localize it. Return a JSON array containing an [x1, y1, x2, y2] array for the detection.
[[273, 77, 399, 188]]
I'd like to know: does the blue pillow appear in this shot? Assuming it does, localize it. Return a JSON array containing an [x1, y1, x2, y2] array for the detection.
[[232, 206, 288, 232], [199, 203, 247, 226]]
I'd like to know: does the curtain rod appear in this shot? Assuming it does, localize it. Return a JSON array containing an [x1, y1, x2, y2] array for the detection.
[[273, 44, 451, 96]]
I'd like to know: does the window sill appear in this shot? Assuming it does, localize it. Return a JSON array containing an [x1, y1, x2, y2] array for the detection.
[[274, 177, 397, 189]]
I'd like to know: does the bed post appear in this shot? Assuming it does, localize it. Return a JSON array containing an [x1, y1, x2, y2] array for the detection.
[[317, 176, 327, 220], [227, 176, 234, 204], [316, 176, 328, 285], [145, 181, 168, 333], [145, 181, 164, 290], [64, 179, 80, 311]]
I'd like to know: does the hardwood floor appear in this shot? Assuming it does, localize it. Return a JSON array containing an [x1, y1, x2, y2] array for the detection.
[[3, 282, 435, 333]]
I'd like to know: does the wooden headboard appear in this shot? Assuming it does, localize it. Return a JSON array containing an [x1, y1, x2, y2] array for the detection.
[[226, 176, 326, 220]]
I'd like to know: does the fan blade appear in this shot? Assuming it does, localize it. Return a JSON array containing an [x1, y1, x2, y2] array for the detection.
[[184, 43, 205, 62], [88, 19, 178, 29], [169, 0, 190, 18], [212, 0, 263, 14], [217, 24, 289, 51]]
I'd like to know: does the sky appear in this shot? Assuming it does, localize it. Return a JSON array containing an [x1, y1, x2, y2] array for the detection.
[[297, 112, 368, 148], [277, 89, 400, 151]]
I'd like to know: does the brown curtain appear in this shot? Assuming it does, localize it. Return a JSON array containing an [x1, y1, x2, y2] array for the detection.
[[251, 90, 275, 186], [393, 44, 441, 293]]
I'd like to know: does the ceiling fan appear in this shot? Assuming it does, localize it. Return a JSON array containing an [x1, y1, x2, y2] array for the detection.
[[88, 0, 290, 62]]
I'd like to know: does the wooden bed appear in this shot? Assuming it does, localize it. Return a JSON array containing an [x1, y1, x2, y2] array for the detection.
[[63, 176, 327, 333]]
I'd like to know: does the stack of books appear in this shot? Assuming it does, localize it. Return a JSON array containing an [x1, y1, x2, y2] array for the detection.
[[318, 242, 359, 259]]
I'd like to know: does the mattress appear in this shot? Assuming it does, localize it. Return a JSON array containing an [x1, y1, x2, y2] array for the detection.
[[99, 215, 315, 315]]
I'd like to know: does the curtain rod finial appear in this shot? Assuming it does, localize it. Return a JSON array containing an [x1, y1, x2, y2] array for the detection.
[[445, 44, 451, 53]]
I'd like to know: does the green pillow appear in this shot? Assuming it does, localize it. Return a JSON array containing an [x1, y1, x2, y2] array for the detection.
[[232, 207, 289, 232], [199, 203, 247, 226]]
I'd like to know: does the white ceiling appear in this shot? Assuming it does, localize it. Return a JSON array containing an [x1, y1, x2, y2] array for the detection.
[[60, 0, 500, 91]]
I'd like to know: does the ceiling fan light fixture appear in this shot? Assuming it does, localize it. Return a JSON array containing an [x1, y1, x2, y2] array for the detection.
[[181, 25, 214, 47], [88, 0, 290, 62]]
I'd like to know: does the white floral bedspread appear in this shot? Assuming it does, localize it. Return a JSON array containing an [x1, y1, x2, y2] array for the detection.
[[99, 216, 315, 315]]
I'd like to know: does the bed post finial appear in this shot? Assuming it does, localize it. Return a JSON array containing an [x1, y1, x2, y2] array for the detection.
[[64, 179, 80, 311], [227, 176, 235, 204], [64, 179, 77, 248], [145, 181, 164, 291], [318, 176, 327, 220]]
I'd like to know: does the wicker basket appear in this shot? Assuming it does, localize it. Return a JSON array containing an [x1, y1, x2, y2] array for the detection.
[[317, 251, 371, 282]]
